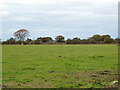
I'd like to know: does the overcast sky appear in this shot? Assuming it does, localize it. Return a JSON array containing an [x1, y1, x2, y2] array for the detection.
[[0, 0, 119, 40]]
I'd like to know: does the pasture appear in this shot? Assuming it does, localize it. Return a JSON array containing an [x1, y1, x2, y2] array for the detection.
[[2, 45, 118, 88]]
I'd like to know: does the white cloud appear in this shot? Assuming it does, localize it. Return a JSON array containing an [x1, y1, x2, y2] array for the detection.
[[0, 11, 9, 15], [11, 16, 32, 22], [3, 0, 57, 5], [2, 0, 119, 40]]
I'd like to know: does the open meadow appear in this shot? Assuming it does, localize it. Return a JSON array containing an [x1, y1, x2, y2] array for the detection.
[[2, 45, 118, 88]]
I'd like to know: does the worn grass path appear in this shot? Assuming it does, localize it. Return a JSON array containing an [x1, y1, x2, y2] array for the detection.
[[2, 45, 118, 88]]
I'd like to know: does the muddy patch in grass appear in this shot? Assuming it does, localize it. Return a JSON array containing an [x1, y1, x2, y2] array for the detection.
[[22, 67, 36, 70]]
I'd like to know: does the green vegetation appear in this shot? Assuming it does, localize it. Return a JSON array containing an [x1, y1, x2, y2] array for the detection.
[[2, 34, 120, 45], [2, 45, 118, 88]]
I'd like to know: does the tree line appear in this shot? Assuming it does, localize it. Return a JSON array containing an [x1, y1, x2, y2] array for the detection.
[[2, 29, 120, 45]]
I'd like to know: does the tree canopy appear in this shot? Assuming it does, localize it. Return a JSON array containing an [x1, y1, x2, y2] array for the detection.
[[14, 29, 29, 42], [2, 31, 119, 45]]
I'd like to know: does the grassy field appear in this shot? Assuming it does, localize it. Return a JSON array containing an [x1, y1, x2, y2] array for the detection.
[[2, 45, 118, 88]]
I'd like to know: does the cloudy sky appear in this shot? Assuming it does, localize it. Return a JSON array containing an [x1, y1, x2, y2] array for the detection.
[[1, 0, 119, 40]]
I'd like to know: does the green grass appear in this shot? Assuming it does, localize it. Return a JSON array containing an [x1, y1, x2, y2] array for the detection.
[[2, 45, 118, 88]]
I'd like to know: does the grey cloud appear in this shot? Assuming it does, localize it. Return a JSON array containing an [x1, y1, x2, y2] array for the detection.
[[2, 0, 118, 40]]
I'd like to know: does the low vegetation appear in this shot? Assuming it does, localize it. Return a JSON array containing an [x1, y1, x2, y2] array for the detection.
[[2, 45, 118, 88]]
